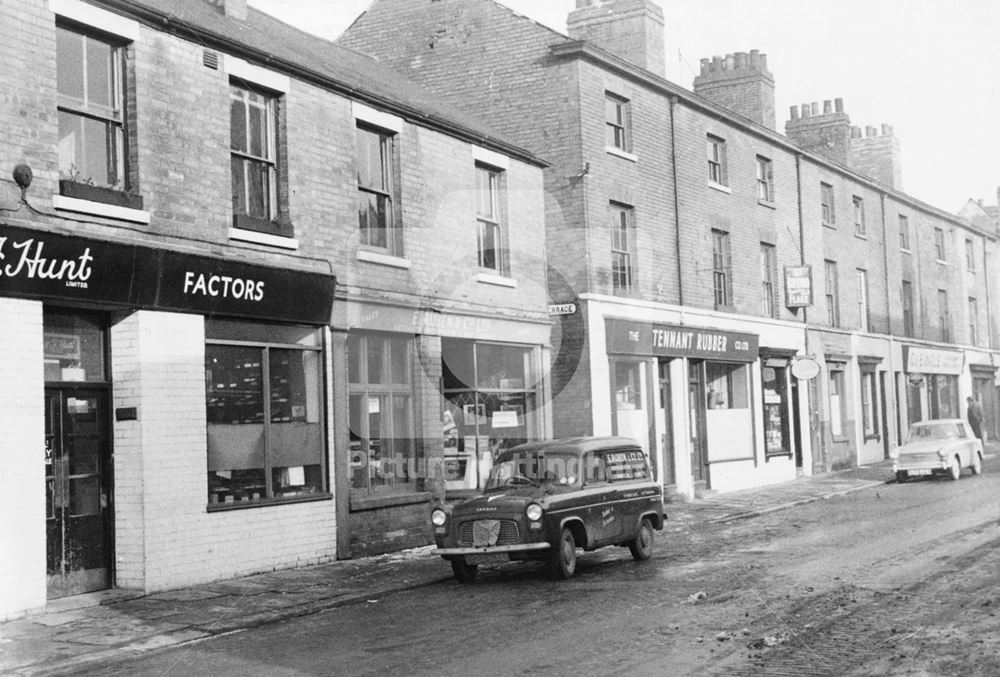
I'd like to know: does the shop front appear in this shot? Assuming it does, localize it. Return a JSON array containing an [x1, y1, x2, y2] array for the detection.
[[605, 318, 765, 494], [903, 345, 963, 423], [1, 224, 336, 619], [336, 301, 550, 557]]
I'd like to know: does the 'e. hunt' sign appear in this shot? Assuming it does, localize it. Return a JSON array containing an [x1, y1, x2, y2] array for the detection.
[[605, 318, 758, 362], [0, 225, 335, 325]]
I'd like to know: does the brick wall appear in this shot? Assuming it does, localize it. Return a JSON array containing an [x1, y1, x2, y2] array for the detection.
[[0, 299, 46, 620], [111, 311, 338, 591]]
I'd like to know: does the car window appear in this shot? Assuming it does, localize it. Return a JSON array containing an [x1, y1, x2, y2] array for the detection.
[[907, 422, 958, 442], [485, 451, 582, 489], [583, 452, 608, 484], [603, 449, 650, 481]]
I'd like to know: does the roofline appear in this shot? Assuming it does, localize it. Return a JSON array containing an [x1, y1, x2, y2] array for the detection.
[[88, 0, 548, 169], [548, 41, 990, 238]]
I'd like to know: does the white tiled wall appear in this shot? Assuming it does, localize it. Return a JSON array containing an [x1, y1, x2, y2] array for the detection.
[[111, 311, 337, 593], [0, 299, 45, 620]]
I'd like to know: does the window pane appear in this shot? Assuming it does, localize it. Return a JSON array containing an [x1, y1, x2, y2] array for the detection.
[[347, 335, 362, 383], [43, 310, 106, 382], [59, 112, 115, 186], [359, 192, 389, 247], [367, 337, 385, 384], [479, 221, 498, 270], [390, 337, 410, 384], [206, 345, 264, 424], [231, 155, 246, 213], [56, 27, 85, 100], [85, 37, 113, 109], [248, 101, 265, 158], [245, 158, 269, 218], [476, 344, 529, 389], [230, 93, 247, 152]]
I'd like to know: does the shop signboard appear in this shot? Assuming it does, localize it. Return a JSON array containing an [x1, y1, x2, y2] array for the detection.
[[784, 265, 813, 308], [0, 224, 335, 325], [904, 345, 964, 375], [605, 318, 759, 362]]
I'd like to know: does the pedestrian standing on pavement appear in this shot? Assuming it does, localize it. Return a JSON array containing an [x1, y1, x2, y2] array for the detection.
[[966, 396, 985, 442]]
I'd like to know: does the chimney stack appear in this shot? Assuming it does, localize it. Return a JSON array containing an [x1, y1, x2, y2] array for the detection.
[[785, 98, 851, 165], [848, 121, 902, 190], [692, 49, 775, 130], [208, 0, 247, 20], [567, 0, 666, 77]]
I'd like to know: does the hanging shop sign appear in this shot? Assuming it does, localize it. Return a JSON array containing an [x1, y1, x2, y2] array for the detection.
[[0, 224, 336, 325], [790, 356, 820, 380], [605, 318, 758, 362], [784, 265, 813, 308], [904, 345, 964, 375]]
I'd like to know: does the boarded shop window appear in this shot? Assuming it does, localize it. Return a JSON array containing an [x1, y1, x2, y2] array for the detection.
[[205, 322, 324, 507], [705, 361, 748, 410]]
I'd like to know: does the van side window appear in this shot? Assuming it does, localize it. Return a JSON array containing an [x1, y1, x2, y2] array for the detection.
[[605, 449, 649, 481]]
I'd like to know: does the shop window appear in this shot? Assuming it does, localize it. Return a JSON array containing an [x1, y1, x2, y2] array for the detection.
[[56, 23, 142, 210], [348, 333, 415, 494], [829, 366, 846, 438], [442, 339, 540, 486], [613, 361, 643, 410], [205, 322, 324, 507], [761, 360, 790, 457], [705, 361, 748, 410], [43, 310, 107, 383]]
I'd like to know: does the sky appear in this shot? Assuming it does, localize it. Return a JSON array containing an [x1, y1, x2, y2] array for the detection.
[[247, 0, 1000, 214]]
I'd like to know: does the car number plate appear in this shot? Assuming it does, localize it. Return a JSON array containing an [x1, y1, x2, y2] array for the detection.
[[465, 553, 509, 565], [908, 468, 932, 476]]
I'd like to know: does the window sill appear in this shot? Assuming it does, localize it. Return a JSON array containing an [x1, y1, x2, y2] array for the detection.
[[52, 193, 151, 224], [854, 232, 867, 240], [605, 146, 638, 163], [356, 249, 411, 269], [476, 272, 517, 288], [350, 491, 432, 512], [707, 181, 731, 194], [757, 199, 776, 209], [901, 248, 911, 255], [822, 221, 836, 229], [229, 227, 299, 250], [936, 259, 948, 266], [232, 213, 294, 239], [206, 492, 331, 512]]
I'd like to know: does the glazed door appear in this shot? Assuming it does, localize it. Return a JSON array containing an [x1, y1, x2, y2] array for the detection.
[[45, 389, 111, 598], [688, 361, 708, 483]]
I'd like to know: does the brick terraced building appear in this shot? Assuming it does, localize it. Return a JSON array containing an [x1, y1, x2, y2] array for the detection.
[[0, 0, 549, 619], [340, 0, 1000, 496]]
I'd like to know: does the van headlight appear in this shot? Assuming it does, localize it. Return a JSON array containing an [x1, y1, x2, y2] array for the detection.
[[526, 503, 543, 521], [431, 509, 448, 526]]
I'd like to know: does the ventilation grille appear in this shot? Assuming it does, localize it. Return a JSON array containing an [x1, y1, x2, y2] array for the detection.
[[203, 49, 219, 70]]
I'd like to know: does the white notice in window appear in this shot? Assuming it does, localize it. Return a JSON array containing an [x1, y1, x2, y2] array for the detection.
[[287, 466, 305, 486]]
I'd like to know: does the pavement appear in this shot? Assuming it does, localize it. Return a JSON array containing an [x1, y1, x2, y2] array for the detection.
[[0, 458, 916, 676]]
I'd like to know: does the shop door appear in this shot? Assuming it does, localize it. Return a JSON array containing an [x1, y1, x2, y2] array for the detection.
[[657, 360, 675, 486], [688, 361, 708, 483], [45, 389, 111, 598]]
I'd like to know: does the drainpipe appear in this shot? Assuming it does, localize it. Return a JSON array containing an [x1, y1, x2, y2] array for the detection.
[[796, 152, 823, 473], [880, 191, 899, 449], [668, 95, 684, 306]]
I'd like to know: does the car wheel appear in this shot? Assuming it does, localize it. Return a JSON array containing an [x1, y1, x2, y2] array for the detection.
[[629, 517, 655, 561], [895, 470, 908, 484], [972, 452, 984, 475], [549, 527, 577, 579], [450, 558, 478, 583], [948, 455, 962, 481]]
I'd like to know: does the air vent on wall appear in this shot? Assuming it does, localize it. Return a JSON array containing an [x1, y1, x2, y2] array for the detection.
[[203, 49, 219, 70]]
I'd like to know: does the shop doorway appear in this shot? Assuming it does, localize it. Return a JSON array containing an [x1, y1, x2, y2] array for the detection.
[[657, 360, 675, 486], [688, 360, 708, 484], [45, 388, 112, 598]]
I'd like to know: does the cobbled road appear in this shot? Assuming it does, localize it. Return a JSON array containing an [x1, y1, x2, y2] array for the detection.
[[87, 458, 1000, 677]]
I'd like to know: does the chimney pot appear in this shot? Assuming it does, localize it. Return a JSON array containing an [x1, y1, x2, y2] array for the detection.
[[866, 125, 877, 137], [881, 123, 891, 136], [823, 100, 832, 114], [801, 103, 811, 118], [810, 102, 819, 116], [834, 98, 844, 113], [851, 126, 861, 139], [790, 105, 799, 121]]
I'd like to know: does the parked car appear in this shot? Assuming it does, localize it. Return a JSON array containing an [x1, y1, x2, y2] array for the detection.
[[892, 419, 984, 482], [430, 437, 665, 582]]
